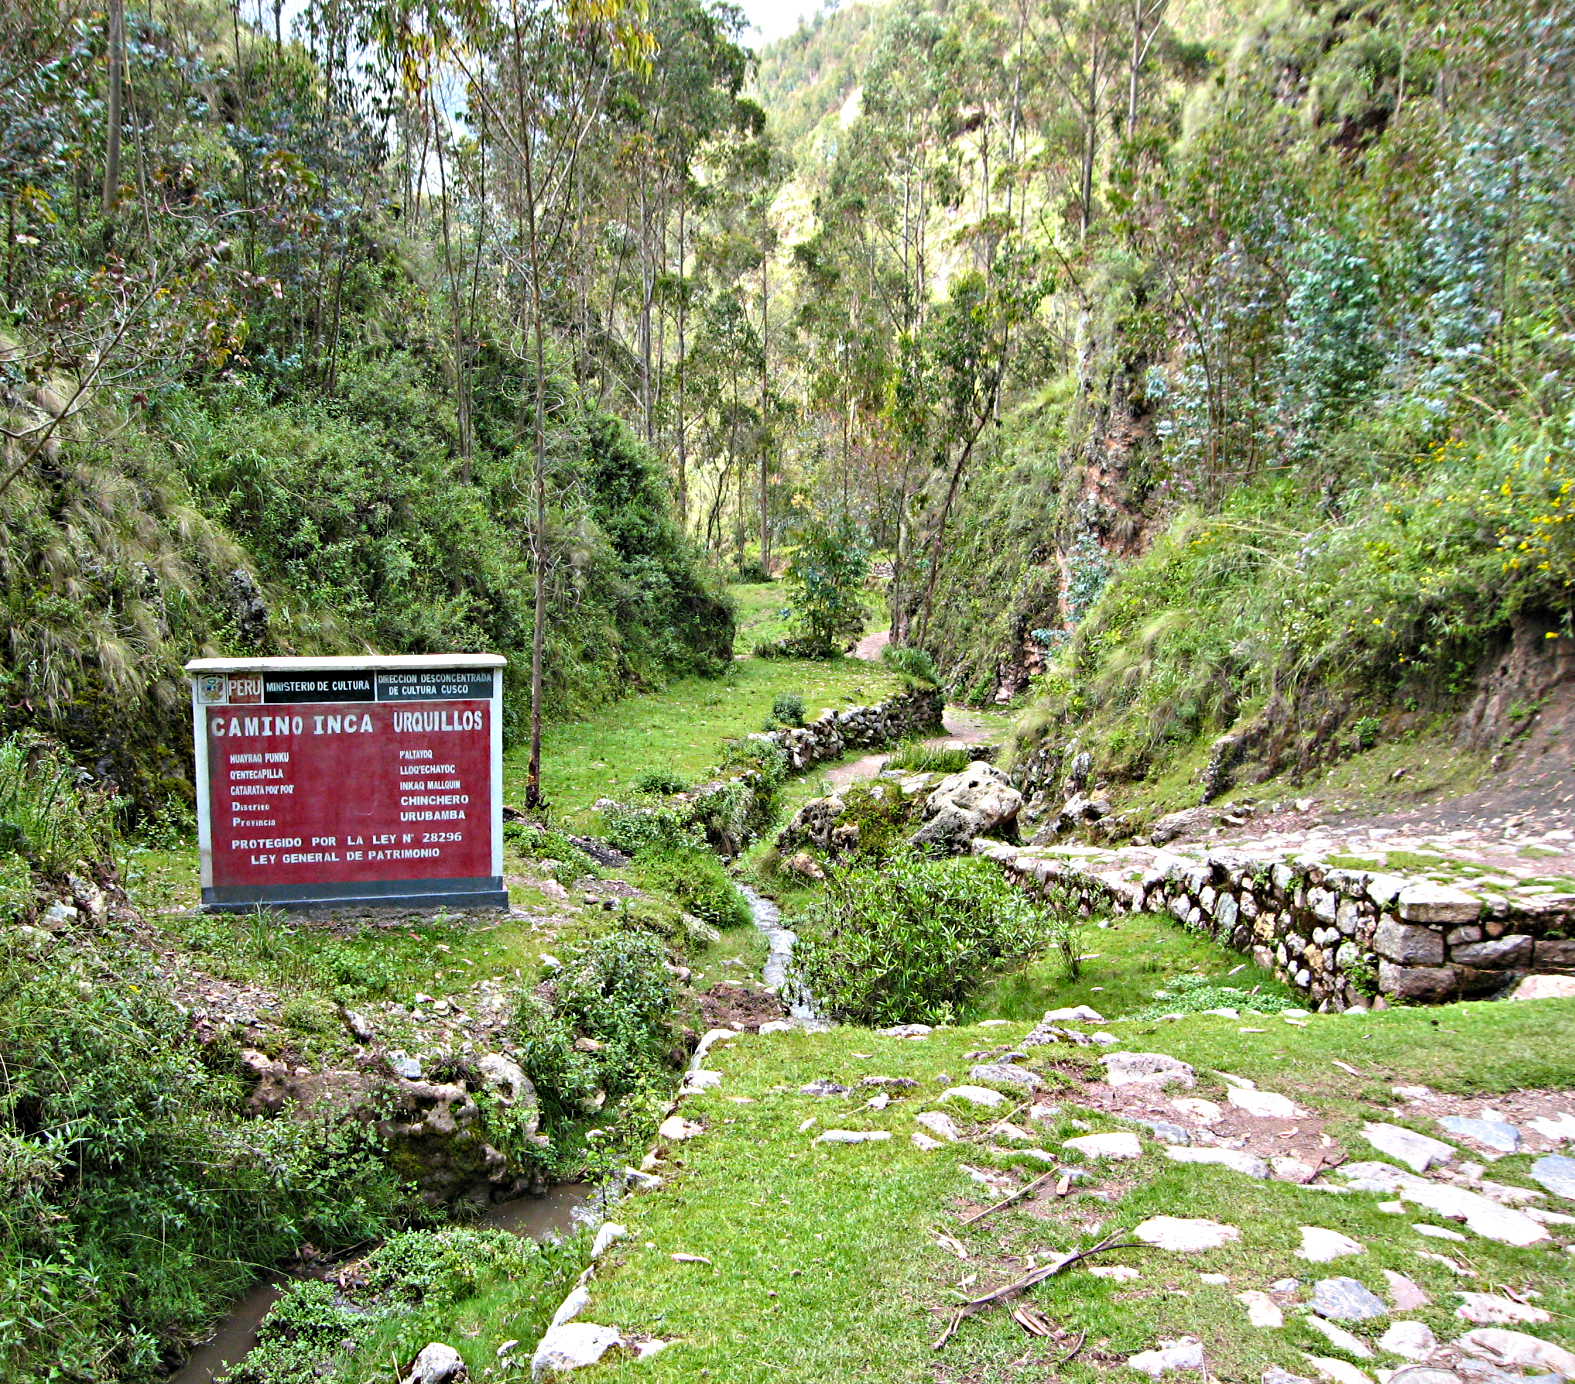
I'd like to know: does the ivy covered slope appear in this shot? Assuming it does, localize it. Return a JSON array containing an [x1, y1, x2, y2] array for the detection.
[[891, 0, 1575, 791], [0, 0, 733, 812]]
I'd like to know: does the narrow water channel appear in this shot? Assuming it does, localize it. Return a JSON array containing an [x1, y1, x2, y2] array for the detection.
[[738, 884, 825, 1028], [167, 1183, 586, 1384]]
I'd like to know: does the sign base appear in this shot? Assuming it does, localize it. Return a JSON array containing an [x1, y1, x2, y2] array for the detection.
[[201, 876, 508, 913]]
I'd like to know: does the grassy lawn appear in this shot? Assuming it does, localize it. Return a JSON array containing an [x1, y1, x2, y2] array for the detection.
[[576, 998, 1575, 1384], [510, 655, 904, 829]]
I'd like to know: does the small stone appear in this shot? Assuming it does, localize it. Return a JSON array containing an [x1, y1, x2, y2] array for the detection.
[[1382, 1271, 1430, 1310], [590, 1223, 626, 1260], [683, 1070, 722, 1092], [1524, 1113, 1575, 1143], [1377, 1322, 1437, 1361], [403, 1342, 467, 1384], [1262, 1370, 1313, 1384], [658, 1115, 702, 1141], [969, 1062, 1045, 1091], [1044, 1005, 1106, 1021], [1305, 1314, 1376, 1358], [1027, 1102, 1062, 1122], [1165, 1146, 1269, 1178], [911, 1131, 942, 1151], [1413, 1224, 1467, 1242], [1064, 1131, 1143, 1160], [1377, 1202, 1406, 1215], [1238, 1290, 1285, 1328], [1511, 975, 1575, 1000], [875, 1023, 933, 1037], [1453, 1294, 1551, 1326], [814, 1129, 892, 1145], [1172, 1097, 1223, 1125], [1301, 1353, 1376, 1384], [1101, 1051, 1196, 1089], [1271, 1278, 1301, 1294], [1528, 1154, 1575, 1201], [1437, 1117, 1519, 1153], [1128, 1337, 1206, 1377], [1274, 1157, 1319, 1182], [531, 1322, 624, 1376], [1361, 1123, 1456, 1173], [1200, 1272, 1231, 1284], [1312, 1277, 1388, 1321], [1455, 1328, 1575, 1377], [915, 1111, 962, 1142], [758, 1020, 792, 1035], [1298, 1227, 1365, 1262], [940, 1085, 1009, 1108], [993, 1122, 1033, 1144], [799, 1079, 849, 1096], [1133, 1216, 1241, 1252], [1229, 1087, 1300, 1119], [550, 1286, 591, 1328], [1090, 1264, 1141, 1281], [1397, 883, 1480, 924], [389, 1051, 423, 1080]]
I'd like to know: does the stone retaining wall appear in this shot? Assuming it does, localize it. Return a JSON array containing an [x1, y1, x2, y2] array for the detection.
[[973, 840, 1575, 1010], [749, 685, 945, 772]]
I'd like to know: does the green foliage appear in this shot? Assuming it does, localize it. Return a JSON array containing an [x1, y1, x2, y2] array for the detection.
[[1129, 973, 1296, 1021], [879, 643, 939, 686], [787, 852, 1069, 1025], [634, 769, 692, 795], [637, 844, 751, 928], [510, 930, 679, 1124], [357, 1226, 545, 1307], [0, 733, 120, 879], [599, 802, 702, 858], [782, 517, 870, 654], [771, 693, 807, 727], [882, 743, 972, 775], [229, 1281, 367, 1384]]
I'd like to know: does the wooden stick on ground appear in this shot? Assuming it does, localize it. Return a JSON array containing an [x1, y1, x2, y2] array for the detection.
[[932, 1233, 1144, 1349], [957, 1169, 1057, 1227]]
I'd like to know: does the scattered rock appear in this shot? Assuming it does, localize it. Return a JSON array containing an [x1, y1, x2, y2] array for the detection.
[[1455, 1328, 1575, 1377], [1128, 1337, 1206, 1377], [531, 1323, 624, 1377], [1301, 1355, 1375, 1384], [1064, 1131, 1143, 1160], [915, 1111, 962, 1142], [1238, 1290, 1285, 1328], [758, 1020, 793, 1035], [1437, 1117, 1519, 1153], [1511, 975, 1575, 1000], [911, 1131, 942, 1151], [1338, 1162, 1551, 1245], [1172, 1097, 1223, 1125], [1454, 1294, 1551, 1326], [1377, 1322, 1437, 1361], [814, 1129, 892, 1145], [1297, 1228, 1365, 1262], [876, 1023, 933, 1038], [1524, 1113, 1575, 1143], [1044, 1005, 1105, 1022], [940, 1085, 1009, 1108], [799, 1079, 849, 1097], [404, 1342, 467, 1384], [550, 1286, 591, 1328], [657, 1116, 702, 1141], [969, 1061, 1045, 1092], [909, 762, 1023, 855], [1312, 1278, 1388, 1321], [682, 1070, 722, 1092], [1413, 1224, 1468, 1242], [1091, 1265, 1142, 1281], [784, 851, 826, 881], [1528, 1154, 1575, 1201], [1304, 1315, 1376, 1358], [1396, 883, 1481, 924], [1361, 1123, 1457, 1173], [1126, 1118, 1191, 1145], [590, 1223, 626, 1260], [1263, 1370, 1313, 1384], [1101, 1051, 1196, 1089], [1133, 1217, 1241, 1252], [1274, 1157, 1319, 1182], [1165, 1147, 1269, 1178], [1229, 1087, 1300, 1120]]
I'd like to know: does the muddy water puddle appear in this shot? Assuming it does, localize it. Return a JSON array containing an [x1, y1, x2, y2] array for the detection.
[[167, 1183, 586, 1384]]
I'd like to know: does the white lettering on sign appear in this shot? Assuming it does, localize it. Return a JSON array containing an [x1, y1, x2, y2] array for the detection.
[[230, 837, 303, 849], [392, 709, 484, 733], [213, 715, 303, 737], [399, 809, 468, 821], [309, 714, 375, 734], [399, 749, 433, 760], [399, 764, 456, 776]]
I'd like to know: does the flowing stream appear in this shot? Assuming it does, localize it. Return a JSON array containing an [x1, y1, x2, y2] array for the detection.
[[166, 1184, 586, 1384], [738, 884, 826, 1029]]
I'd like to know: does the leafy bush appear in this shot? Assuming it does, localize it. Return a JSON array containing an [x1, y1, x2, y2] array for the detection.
[[880, 643, 940, 686], [787, 852, 1068, 1025], [637, 844, 750, 928], [358, 1226, 544, 1307], [599, 801, 700, 857], [1129, 973, 1294, 1020], [229, 1281, 368, 1384], [633, 769, 690, 795], [782, 516, 871, 653], [0, 732, 120, 879], [510, 929, 679, 1123], [771, 694, 806, 728]]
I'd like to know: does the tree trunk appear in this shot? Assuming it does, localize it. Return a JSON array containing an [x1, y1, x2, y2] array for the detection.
[[759, 234, 769, 572], [102, 0, 124, 218]]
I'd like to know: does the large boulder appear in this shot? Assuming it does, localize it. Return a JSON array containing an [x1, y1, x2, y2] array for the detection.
[[908, 762, 1022, 856]]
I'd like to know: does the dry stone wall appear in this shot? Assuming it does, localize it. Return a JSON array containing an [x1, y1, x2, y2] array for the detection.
[[973, 839, 1575, 1010], [750, 685, 945, 771]]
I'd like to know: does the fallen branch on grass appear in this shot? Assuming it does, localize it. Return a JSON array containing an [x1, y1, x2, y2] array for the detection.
[[957, 1169, 1057, 1226], [1300, 1152, 1347, 1185], [931, 1233, 1144, 1349]]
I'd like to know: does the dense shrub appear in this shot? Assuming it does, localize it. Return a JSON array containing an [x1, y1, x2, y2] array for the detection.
[[787, 852, 1070, 1025], [883, 743, 973, 776], [637, 844, 751, 928], [634, 769, 691, 795], [879, 643, 940, 686], [771, 694, 806, 727]]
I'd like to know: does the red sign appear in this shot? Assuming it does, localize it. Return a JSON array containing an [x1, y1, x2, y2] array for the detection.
[[205, 700, 493, 888]]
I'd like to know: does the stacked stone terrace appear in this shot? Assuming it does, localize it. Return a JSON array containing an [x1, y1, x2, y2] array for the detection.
[[975, 818, 1575, 1009]]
